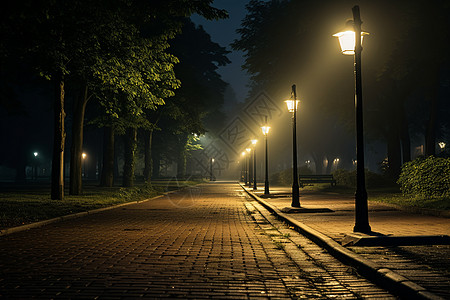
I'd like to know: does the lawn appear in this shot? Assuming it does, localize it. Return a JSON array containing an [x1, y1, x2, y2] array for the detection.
[[300, 183, 450, 211], [0, 179, 203, 230]]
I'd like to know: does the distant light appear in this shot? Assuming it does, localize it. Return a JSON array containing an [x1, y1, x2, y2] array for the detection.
[[246, 148, 251, 153], [284, 100, 299, 112], [82, 153, 87, 159], [251, 139, 258, 146], [211, 158, 215, 163], [261, 126, 271, 135], [241, 151, 246, 157], [33, 152, 38, 157], [333, 21, 369, 55], [439, 142, 446, 149]]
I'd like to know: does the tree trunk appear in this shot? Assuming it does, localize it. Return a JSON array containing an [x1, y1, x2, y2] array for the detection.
[[143, 129, 153, 182], [386, 130, 402, 180], [424, 68, 440, 157], [176, 134, 188, 178], [425, 94, 438, 157], [51, 73, 65, 200], [100, 126, 115, 187], [152, 149, 161, 179], [122, 127, 137, 187], [69, 85, 89, 195]]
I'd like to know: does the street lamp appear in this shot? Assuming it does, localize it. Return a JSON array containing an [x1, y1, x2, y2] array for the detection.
[[334, 5, 371, 233], [241, 151, 246, 182], [251, 139, 258, 191], [33, 152, 39, 180], [82, 152, 87, 178], [439, 142, 446, 151], [210, 158, 215, 181], [246, 148, 251, 186], [261, 120, 271, 195], [285, 84, 300, 207]]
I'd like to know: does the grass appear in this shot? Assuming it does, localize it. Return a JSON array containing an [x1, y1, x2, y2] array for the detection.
[[292, 183, 450, 211], [0, 179, 204, 230]]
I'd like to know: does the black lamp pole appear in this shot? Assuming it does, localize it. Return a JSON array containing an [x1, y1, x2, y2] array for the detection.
[[290, 85, 300, 207], [248, 150, 253, 187], [244, 154, 248, 185], [253, 143, 257, 191], [264, 129, 270, 195], [352, 6, 371, 233]]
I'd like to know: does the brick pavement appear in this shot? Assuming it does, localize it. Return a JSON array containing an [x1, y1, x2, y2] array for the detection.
[[245, 185, 450, 299], [0, 182, 394, 299]]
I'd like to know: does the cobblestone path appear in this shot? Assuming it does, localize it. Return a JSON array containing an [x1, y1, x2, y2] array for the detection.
[[0, 182, 394, 299]]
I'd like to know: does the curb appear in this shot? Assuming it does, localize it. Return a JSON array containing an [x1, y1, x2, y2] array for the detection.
[[0, 191, 174, 237], [240, 184, 444, 300]]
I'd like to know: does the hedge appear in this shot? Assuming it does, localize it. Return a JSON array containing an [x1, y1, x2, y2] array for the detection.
[[397, 156, 450, 198]]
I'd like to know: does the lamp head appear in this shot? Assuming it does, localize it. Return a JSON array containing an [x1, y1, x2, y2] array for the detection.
[[333, 20, 369, 55]]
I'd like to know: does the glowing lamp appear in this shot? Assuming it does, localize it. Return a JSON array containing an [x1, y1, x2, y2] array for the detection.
[[333, 21, 369, 55], [261, 126, 271, 136]]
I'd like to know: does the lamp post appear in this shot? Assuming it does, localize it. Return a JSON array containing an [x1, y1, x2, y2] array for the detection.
[[334, 5, 371, 233], [285, 85, 300, 207], [251, 139, 258, 190], [261, 120, 271, 195], [82, 152, 87, 178], [439, 142, 446, 152], [246, 148, 251, 186], [33, 152, 39, 180], [241, 151, 246, 182], [210, 158, 215, 181]]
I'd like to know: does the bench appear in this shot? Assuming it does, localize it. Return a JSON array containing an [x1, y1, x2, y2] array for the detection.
[[299, 174, 336, 187]]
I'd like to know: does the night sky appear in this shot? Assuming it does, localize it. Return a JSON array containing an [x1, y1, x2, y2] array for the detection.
[[191, 0, 251, 102]]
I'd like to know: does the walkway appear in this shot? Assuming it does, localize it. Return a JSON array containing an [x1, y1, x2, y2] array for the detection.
[[0, 182, 393, 299]]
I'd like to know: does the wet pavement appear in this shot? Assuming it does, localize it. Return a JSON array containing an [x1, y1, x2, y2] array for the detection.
[[0, 182, 397, 299], [244, 184, 450, 299]]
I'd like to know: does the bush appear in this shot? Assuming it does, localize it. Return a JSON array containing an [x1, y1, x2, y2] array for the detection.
[[270, 166, 312, 186], [397, 156, 450, 198], [332, 169, 393, 189]]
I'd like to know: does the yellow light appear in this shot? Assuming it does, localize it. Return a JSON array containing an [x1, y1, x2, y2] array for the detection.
[[251, 139, 258, 146], [82, 153, 87, 159], [333, 20, 369, 55], [439, 142, 446, 149], [284, 100, 299, 112], [246, 148, 251, 153], [241, 151, 246, 157], [261, 126, 271, 135]]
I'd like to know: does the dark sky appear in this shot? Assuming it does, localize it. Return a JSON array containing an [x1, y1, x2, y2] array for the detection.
[[191, 0, 251, 102]]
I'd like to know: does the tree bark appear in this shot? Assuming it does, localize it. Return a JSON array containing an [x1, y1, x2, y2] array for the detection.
[[69, 85, 89, 195], [143, 128, 153, 182], [386, 129, 402, 180], [51, 73, 66, 200], [152, 149, 161, 179], [122, 127, 137, 187], [176, 134, 188, 178], [100, 126, 115, 187]]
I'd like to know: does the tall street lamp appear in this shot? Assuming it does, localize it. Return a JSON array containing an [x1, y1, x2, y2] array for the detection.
[[285, 85, 300, 207], [241, 151, 246, 183], [246, 148, 251, 186], [261, 120, 271, 195], [82, 152, 87, 178], [210, 158, 215, 181], [251, 139, 258, 191], [33, 152, 39, 180], [334, 5, 371, 233]]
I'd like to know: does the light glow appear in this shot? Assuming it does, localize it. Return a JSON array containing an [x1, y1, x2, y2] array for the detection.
[[333, 30, 368, 55], [261, 126, 271, 135], [284, 100, 299, 112]]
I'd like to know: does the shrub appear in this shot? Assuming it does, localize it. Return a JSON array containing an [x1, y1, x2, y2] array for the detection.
[[397, 156, 450, 198], [270, 166, 313, 186], [332, 169, 393, 189]]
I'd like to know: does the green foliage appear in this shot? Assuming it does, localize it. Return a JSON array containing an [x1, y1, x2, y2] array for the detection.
[[397, 156, 450, 198], [270, 166, 313, 186], [332, 169, 394, 189]]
